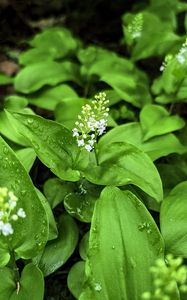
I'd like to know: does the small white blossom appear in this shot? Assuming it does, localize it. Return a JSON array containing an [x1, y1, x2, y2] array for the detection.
[[2, 223, 13, 236], [77, 139, 85, 147], [85, 144, 93, 152], [72, 92, 109, 152], [127, 13, 143, 41], [176, 40, 187, 65], [17, 208, 26, 218], [0, 187, 26, 236]]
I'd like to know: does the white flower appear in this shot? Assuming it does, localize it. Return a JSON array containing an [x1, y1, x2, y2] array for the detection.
[[73, 92, 109, 152], [0, 187, 26, 236], [72, 128, 79, 137], [77, 139, 85, 147], [85, 144, 93, 152], [2, 223, 13, 236], [17, 208, 26, 218], [8, 199, 17, 209]]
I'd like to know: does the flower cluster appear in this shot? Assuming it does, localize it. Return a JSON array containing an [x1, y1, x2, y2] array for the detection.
[[0, 187, 26, 236], [72, 92, 109, 152], [127, 13, 143, 40], [160, 54, 173, 72], [176, 39, 187, 65], [160, 39, 187, 72], [142, 254, 187, 300]]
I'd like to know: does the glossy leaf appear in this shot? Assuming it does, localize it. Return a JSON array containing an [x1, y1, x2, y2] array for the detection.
[[84, 142, 163, 202], [29, 27, 78, 58], [140, 104, 185, 141], [79, 232, 89, 261], [15, 61, 81, 93], [99, 122, 186, 161], [0, 136, 48, 259], [160, 181, 187, 257], [80, 187, 165, 300], [33, 214, 79, 276], [68, 261, 85, 299], [27, 84, 78, 111], [9, 112, 89, 181], [0, 263, 44, 300], [15, 148, 36, 172], [43, 178, 75, 209]]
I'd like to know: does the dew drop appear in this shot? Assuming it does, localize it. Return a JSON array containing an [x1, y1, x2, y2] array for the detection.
[[94, 283, 102, 292], [112, 245, 115, 250], [27, 118, 34, 125]]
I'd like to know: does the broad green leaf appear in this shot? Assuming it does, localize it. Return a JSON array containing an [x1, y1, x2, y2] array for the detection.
[[15, 61, 81, 93], [0, 73, 14, 85], [80, 187, 165, 300], [0, 241, 10, 268], [140, 104, 185, 141], [29, 27, 78, 58], [68, 261, 85, 299], [99, 122, 186, 161], [27, 84, 78, 111], [4, 96, 28, 110], [0, 267, 15, 300], [84, 142, 163, 202], [55, 97, 87, 129], [0, 111, 30, 146], [0, 263, 44, 300], [79, 232, 89, 261], [19, 48, 55, 65], [9, 112, 89, 181], [123, 11, 179, 60], [15, 148, 36, 172], [44, 178, 75, 209], [33, 214, 79, 276], [160, 181, 187, 257], [35, 189, 58, 241], [0, 136, 48, 259], [64, 182, 101, 222], [101, 71, 151, 108]]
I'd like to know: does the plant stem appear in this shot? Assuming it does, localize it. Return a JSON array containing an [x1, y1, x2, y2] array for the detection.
[[7, 239, 20, 294], [94, 144, 99, 166], [73, 149, 81, 169]]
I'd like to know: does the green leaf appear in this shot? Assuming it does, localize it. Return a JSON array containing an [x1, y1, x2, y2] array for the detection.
[[0, 263, 44, 300], [160, 181, 187, 257], [29, 27, 78, 58], [27, 84, 78, 111], [64, 183, 100, 222], [15, 148, 36, 172], [0, 111, 30, 147], [140, 104, 185, 141], [80, 187, 164, 300], [123, 11, 179, 61], [99, 122, 186, 161], [79, 232, 89, 261], [68, 261, 85, 299], [55, 97, 87, 129], [43, 178, 75, 209], [35, 189, 58, 241], [8, 112, 88, 181], [0, 73, 14, 85], [33, 214, 79, 276], [15, 61, 81, 93], [0, 136, 48, 259], [84, 142, 163, 202], [0, 241, 10, 268]]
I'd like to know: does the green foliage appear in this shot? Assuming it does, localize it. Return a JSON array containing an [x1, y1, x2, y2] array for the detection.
[[80, 187, 164, 300], [0, 1, 187, 299]]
